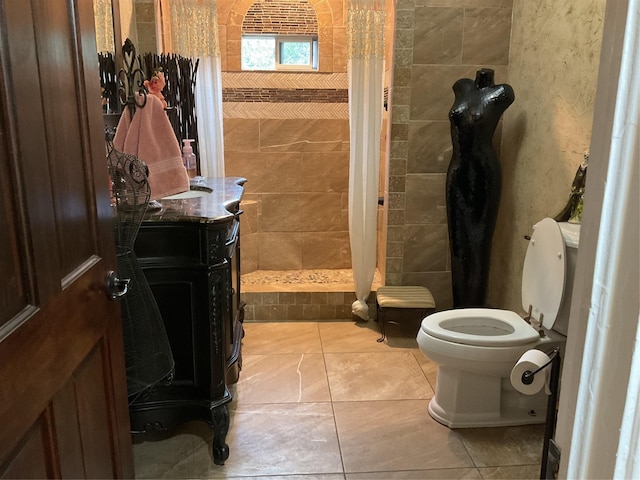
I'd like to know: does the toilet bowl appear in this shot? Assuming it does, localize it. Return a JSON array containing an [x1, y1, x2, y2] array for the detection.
[[417, 218, 580, 428]]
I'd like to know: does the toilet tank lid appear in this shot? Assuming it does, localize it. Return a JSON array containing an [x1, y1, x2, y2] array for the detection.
[[558, 222, 581, 248]]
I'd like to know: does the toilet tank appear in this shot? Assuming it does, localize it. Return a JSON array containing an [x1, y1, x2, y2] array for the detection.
[[553, 222, 581, 336]]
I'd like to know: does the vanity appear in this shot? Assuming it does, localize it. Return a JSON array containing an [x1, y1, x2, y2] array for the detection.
[[130, 176, 246, 465]]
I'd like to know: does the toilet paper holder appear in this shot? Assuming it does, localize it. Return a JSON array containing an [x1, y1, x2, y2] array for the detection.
[[520, 346, 561, 480], [521, 347, 559, 386], [510, 347, 562, 478]]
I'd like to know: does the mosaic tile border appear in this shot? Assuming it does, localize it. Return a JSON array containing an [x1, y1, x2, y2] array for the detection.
[[223, 102, 348, 119], [223, 88, 348, 103], [222, 72, 348, 89]]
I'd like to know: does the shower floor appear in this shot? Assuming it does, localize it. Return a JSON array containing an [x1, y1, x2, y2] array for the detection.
[[241, 268, 382, 293]]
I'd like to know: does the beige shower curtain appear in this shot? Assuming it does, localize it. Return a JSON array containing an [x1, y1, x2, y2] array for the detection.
[[347, 0, 385, 320]]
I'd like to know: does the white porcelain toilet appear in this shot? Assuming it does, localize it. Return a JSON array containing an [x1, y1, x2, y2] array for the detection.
[[417, 217, 580, 428]]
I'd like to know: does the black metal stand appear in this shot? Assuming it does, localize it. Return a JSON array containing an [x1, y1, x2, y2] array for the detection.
[[539, 349, 561, 480]]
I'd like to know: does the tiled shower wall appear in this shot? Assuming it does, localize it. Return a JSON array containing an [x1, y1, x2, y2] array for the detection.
[[224, 93, 351, 272], [218, 0, 394, 274], [386, 0, 513, 309]]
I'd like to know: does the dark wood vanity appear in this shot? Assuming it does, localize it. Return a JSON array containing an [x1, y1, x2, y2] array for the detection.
[[130, 177, 245, 465]]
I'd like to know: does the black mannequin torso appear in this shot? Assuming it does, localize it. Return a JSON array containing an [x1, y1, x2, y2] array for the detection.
[[446, 69, 515, 307]]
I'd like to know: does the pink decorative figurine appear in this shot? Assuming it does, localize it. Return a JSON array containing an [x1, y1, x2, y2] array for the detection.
[[144, 70, 167, 109]]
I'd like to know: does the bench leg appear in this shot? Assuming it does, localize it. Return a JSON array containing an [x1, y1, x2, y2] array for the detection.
[[377, 310, 386, 343]]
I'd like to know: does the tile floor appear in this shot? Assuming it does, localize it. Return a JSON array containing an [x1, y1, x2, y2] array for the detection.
[[133, 320, 545, 479]]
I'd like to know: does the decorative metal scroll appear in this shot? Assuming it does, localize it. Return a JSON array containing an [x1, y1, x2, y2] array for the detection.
[[117, 38, 147, 117]]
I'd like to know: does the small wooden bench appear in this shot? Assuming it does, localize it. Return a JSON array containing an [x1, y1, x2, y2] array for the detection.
[[375, 286, 436, 342]]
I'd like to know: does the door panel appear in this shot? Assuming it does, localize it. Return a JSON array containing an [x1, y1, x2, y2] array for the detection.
[[51, 381, 85, 479], [0, 0, 133, 476], [74, 343, 116, 477], [32, 0, 94, 276], [1, 0, 59, 304], [0, 113, 26, 326], [0, 422, 50, 479]]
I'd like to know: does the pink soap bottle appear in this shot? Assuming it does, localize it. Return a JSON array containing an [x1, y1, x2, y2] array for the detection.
[[182, 139, 197, 178]]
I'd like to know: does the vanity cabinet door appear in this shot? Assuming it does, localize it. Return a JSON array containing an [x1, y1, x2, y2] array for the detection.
[[139, 267, 227, 396]]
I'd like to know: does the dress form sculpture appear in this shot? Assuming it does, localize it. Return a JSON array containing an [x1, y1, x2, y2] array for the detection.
[[446, 69, 515, 307], [108, 148, 175, 398]]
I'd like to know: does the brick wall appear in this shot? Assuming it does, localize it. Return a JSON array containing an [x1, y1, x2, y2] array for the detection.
[[243, 0, 318, 35]]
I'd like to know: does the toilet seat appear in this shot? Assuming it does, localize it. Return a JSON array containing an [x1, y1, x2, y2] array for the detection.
[[421, 309, 539, 347]]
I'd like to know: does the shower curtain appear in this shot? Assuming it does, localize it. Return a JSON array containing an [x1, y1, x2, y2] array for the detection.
[[347, 0, 385, 320], [94, 0, 115, 54], [159, 0, 225, 177]]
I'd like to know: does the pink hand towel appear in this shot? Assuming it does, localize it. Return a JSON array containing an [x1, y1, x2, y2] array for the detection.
[[114, 94, 189, 200]]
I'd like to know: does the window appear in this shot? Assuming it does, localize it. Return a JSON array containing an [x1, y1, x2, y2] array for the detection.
[[242, 35, 318, 71]]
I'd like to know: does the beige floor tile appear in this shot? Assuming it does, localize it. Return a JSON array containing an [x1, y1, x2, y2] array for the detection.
[[133, 322, 548, 478], [325, 351, 434, 401], [412, 348, 438, 391], [478, 464, 540, 479], [347, 468, 481, 479], [243, 321, 322, 354], [319, 321, 387, 352], [235, 353, 331, 404], [223, 476, 345, 480], [319, 321, 417, 352], [132, 421, 213, 479], [456, 425, 546, 468], [194, 403, 343, 478], [334, 400, 474, 473]]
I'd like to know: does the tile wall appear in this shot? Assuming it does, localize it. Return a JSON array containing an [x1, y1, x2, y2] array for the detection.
[[242, 291, 358, 321], [134, 0, 157, 54], [487, 0, 606, 311], [387, 0, 513, 309], [224, 101, 352, 271]]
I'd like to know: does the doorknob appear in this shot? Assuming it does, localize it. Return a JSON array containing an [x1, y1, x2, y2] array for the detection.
[[106, 271, 130, 300]]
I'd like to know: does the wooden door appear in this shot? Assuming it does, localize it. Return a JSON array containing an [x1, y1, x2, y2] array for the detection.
[[0, 0, 133, 477]]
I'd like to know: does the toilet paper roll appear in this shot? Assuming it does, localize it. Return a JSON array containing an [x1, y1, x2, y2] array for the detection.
[[510, 349, 552, 395]]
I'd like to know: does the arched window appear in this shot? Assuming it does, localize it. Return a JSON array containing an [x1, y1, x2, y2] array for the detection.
[[241, 0, 319, 71]]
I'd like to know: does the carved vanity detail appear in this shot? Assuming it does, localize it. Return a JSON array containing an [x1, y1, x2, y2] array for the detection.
[[130, 177, 246, 465]]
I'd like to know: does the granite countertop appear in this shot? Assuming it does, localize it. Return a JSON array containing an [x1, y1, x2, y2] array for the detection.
[[143, 176, 246, 224]]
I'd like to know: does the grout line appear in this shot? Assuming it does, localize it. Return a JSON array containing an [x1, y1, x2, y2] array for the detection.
[[318, 321, 348, 476]]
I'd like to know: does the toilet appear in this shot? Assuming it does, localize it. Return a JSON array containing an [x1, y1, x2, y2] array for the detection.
[[417, 218, 580, 428]]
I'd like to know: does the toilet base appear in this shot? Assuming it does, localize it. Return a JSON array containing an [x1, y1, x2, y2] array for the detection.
[[428, 366, 549, 428]]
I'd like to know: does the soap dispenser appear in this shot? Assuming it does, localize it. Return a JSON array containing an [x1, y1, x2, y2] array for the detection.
[[182, 139, 197, 178]]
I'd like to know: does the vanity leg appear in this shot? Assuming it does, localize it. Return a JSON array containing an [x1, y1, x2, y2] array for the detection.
[[211, 404, 230, 465]]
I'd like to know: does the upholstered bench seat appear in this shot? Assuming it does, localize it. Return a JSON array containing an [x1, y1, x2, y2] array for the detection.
[[375, 286, 436, 342]]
